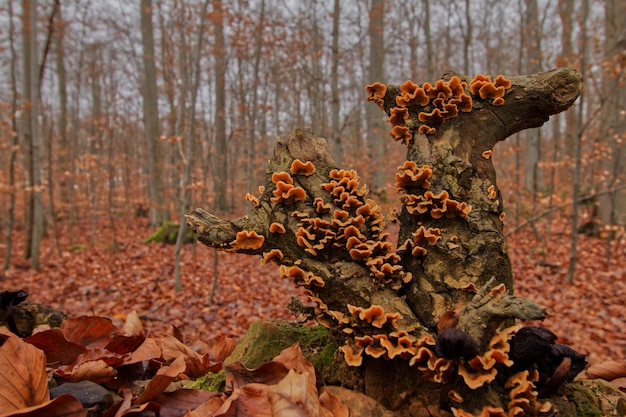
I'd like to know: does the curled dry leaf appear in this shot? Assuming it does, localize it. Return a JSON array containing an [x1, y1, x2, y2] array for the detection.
[[0, 394, 86, 417], [0, 328, 49, 412], [24, 328, 87, 365], [586, 360, 626, 381], [136, 355, 187, 404], [319, 389, 349, 417], [268, 369, 319, 417], [60, 316, 119, 348]]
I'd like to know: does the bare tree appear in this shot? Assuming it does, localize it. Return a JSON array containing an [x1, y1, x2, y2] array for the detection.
[[21, 0, 44, 269], [212, 0, 228, 214], [366, 0, 386, 194], [3, 0, 21, 271], [597, 0, 626, 226], [140, 0, 167, 226], [174, 0, 211, 291]]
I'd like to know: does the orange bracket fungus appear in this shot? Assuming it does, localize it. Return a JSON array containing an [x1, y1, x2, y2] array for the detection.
[[187, 68, 584, 416]]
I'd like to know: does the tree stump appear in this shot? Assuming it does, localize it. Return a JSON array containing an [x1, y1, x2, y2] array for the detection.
[[187, 68, 586, 416]]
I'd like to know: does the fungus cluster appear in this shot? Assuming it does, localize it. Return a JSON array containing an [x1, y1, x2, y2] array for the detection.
[[397, 225, 441, 257], [469, 74, 512, 106], [365, 82, 387, 110], [290, 168, 410, 290], [404, 189, 472, 219], [230, 230, 265, 251], [270, 171, 307, 204], [395, 161, 433, 193], [366, 73, 512, 141]]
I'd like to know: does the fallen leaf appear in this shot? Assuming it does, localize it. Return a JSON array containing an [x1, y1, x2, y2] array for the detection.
[[271, 343, 316, 388], [586, 360, 626, 381], [61, 316, 119, 348], [0, 394, 86, 417], [121, 311, 144, 337], [157, 389, 222, 417], [0, 328, 49, 412], [24, 328, 87, 365], [319, 388, 349, 417], [268, 369, 319, 417], [136, 355, 187, 404]]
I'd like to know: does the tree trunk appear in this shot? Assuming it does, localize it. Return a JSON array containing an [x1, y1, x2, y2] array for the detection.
[[212, 0, 228, 214], [22, 0, 43, 269], [174, 0, 210, 292], [187, 68, 583, 415], [4, 0, 20, 271], [366, 0, 386, 194], [597, 0, 626, 226], [140, 0, 166, 226], [330, 0, 342, 165]]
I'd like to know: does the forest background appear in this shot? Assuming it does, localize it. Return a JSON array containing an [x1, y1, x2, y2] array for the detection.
[[0, 0, 624, 366]]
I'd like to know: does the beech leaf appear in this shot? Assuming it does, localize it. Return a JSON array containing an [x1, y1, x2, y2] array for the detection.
[[586, 360, 626, 381], [0, 394, 86, 417], [0, 328, 49, 412]]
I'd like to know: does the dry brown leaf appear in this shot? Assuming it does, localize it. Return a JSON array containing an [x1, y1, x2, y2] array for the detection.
[[24, 328, 87, 365], [121, 337, 161, 365], [161, 335, 221, 378], [586, 360, 626, 381], [268, 369, 319, 417], [0, 394, 86, 417], [64, 359, 117, 384], [610, 377, 626, 392], [0, 328, 49, 412], [184, 395, 227, 416], [61, 316, 119, 348], [215, 385, 272, 417], [271, 343, 316, 388], [156, 389, 221, 417], [226, 361, 289, 390], [121, 311, 144, 337], [319, 388, 349, 417], [136, 355, 187, 404]]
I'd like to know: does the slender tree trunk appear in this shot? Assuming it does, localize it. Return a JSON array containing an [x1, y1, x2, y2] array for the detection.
[[212, 0, 228, 214], [4, 0, 20, 271], [422, 0, 435, 80], [463, 0, 472, 75], [246, 0, 266, 195], [330, 0, 342, 165], [597, 0, 626, 226], [567, 0, 589, 281], [523, 0, 544, 193], [22, 0, 43, 269], [366, 0, 386, 194], [174, 0, 210, 292], [558, 0, 578, 158], [140, 0, 166, 226]]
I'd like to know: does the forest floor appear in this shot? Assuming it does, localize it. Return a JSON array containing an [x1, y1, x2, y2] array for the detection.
[[1, 215, 624, 366]]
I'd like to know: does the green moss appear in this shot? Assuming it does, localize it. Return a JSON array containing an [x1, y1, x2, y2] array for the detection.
[[224, 321, 331, 370], [310, 341, 338, 370], [144, 221, 196, 245], [190, 370, 226, 392], [69, 244, 86, 251], [562, 383, 602, 417]]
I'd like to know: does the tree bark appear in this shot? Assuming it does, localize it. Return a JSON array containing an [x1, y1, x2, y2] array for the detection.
[[597, 0, 626, 226], [4, 0, 20, 271], [366, 0, 386, 194], [22, 0, 43, 269], [212, 0, 228, 214], [187, 68, 582, 414], [140, 0, 166, 226]]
